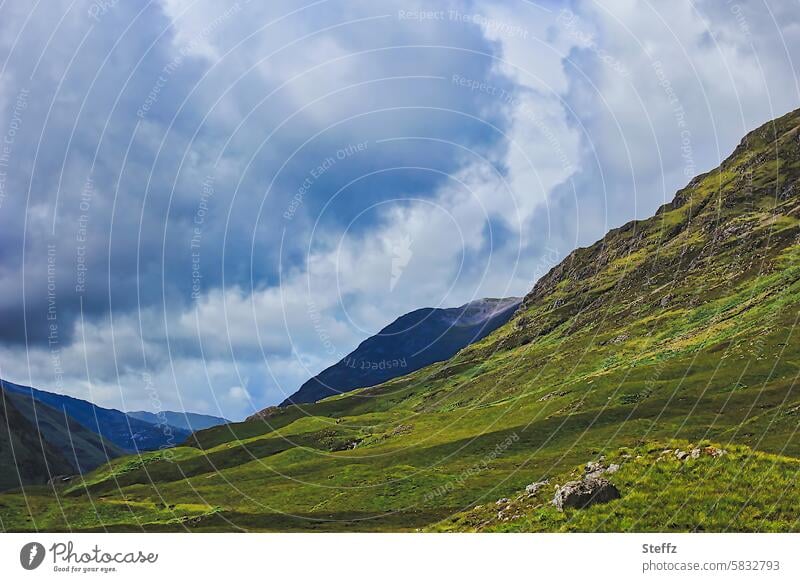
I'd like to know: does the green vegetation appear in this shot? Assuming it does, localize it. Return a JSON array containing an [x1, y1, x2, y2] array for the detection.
[[2, 110, 800, 532], [433, 441, 800, 532]]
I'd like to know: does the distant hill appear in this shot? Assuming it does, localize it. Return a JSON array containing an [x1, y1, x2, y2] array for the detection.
[[0, 379, 191, 452], [128, 410, 228, 432], [0, 387, 74, 491], [271, 297, 521, 409], [3, 387, 124, 475]]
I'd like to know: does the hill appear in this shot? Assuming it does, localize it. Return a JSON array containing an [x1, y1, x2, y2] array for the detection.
[[128, 410, 228, 432], [0, 387, 75, 491], [2, 108, 800, 531], [272, 297, 521, 408], [0, 379, 191, 452], [3, 387, 124, 475]]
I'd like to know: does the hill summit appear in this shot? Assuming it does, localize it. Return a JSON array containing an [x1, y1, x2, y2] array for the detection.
[[270, 296, 520, 408]]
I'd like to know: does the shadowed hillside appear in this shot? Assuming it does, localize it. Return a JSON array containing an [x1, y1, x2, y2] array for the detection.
[[1, 388, 76, 490]]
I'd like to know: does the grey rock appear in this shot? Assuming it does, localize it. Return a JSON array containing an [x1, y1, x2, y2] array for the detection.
[[525, 480, 549, 496], [553, 477, 621, 511], [585, 461, 604, 473]]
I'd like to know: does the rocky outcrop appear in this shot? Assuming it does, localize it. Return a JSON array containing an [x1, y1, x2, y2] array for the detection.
[[552, 457, 621, 511], [525, 479, 549, 496], [553, 476, 620, 510], [660, 446, 727, 461]]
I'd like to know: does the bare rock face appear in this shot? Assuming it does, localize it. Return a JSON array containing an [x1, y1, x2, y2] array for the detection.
[[553, 477, 620, 510]]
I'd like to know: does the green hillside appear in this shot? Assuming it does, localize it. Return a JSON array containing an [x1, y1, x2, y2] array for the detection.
[[2, 109, 800, 532], [433, 441, 800, 532]]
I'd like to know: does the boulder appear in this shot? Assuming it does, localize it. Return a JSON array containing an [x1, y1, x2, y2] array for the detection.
[[553, 477, 620, 511]]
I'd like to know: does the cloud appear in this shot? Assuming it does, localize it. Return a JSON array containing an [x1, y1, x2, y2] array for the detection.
[[0, 0, 798, 419], [549, 0, 800, 246]]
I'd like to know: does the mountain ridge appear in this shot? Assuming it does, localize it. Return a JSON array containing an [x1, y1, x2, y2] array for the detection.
[[265, 296, 521, 411], [127, 410, 229, 432], [0, 379, 192, 452], [2, 387, 124, 475]]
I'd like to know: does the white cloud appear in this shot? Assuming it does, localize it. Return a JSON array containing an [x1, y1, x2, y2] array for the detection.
[[556, 0, 800, 242]]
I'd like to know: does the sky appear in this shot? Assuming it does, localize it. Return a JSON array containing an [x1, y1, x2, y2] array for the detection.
[[0, 0, 798, 420]]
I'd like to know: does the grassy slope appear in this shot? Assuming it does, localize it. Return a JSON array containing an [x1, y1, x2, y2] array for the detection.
[[2, 110, 800, 531], [432, 441, 800, 532]]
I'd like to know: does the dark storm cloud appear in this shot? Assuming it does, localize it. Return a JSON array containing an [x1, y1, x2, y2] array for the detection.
[[0, 0, 506, 350]]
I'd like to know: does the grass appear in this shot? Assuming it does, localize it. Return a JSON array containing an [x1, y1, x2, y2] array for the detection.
[[432, 441, 800, 532]]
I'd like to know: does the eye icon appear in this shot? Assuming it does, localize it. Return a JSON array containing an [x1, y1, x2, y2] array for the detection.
[[20, 542, 46, 570]]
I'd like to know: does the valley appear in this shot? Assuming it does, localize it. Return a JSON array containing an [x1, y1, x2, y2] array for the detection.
[[2, 109, 800, 532]]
